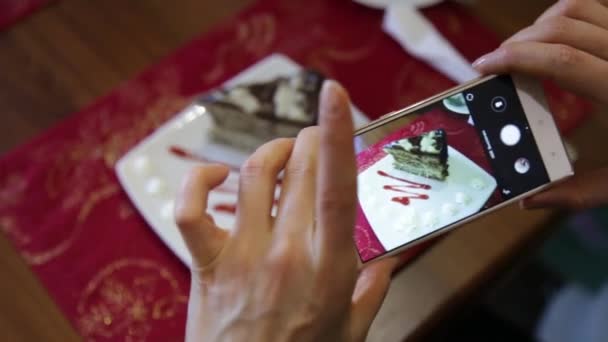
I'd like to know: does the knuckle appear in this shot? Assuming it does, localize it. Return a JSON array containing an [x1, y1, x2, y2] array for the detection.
[[182, 166, 208, 190], [320, 87, 350, 123], [559, 0, 585, 17], [266, 242, 298, 276], [297, 126, 320, 142], [324, 103, 346, 123], [174, 205, 199, 228], [261, 137, 294, 153], [240, 138, 293, 179], [240, 155, 268, 179], [570, 195, 588, 210], [542, 17, 569, 40], [189, 165, 207, 179], [569, 179, 591, 210], [319, 193, 353, 215], [286, 129, 319, 178], [260, 247, 302, 307], [286, 157, 315, 178], [497, 44, 519, 66], [266, 253, 291, 275], [275, 137, 295, 147], [553, 44, 581, 67]]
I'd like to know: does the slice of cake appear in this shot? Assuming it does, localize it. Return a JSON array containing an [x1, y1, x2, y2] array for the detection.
[[383, 129, 449, 181], [199, 70, 324, 151]]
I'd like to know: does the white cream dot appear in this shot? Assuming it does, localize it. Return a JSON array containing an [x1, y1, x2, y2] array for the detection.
[[442, 203, 458, 216], [160, 200, 174, 220], [455, 192, 472, 205], [422, 211, 438, 228], [131, 156, 151, 175], [145, 177, 165, 195], [395, 209, 418, 233]]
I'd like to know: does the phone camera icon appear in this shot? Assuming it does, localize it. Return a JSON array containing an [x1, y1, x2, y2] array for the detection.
[[466, 93, 474, 101], [514, 157, 530, 174], [491, 96, 507, 112]]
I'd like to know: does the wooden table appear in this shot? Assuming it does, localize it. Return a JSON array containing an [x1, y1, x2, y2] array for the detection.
[[1, 0, 606, 341]]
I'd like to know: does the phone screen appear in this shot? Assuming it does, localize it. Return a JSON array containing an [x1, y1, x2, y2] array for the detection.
[[354, 75, 551, 262]]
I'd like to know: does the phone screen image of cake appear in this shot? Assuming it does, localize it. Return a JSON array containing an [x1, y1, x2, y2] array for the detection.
[[353, 75, 549, 262]]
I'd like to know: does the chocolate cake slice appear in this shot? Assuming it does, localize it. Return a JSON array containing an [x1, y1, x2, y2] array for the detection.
[[199, 70, 324, 151], [383, 129, 449, 181]]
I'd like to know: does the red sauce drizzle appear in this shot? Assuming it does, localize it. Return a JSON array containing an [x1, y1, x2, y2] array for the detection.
[[169, 145, 212, 163], [168, 145, 240, 171], [377, 170, 431, 206], [377, 170, 431, 189], [392, 197, 411, 206], [212, 199, 279, 216], [213, 204, 237, 214]]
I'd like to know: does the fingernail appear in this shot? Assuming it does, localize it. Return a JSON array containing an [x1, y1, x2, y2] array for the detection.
[[519, 198, 534, 210], [321, 79, 340, 99], [320, 79, 337, 113], [472, 53, 490, 69], [520, 197, 542, 210], [320, 79, 349, 119], [519, 199, 529, 210]]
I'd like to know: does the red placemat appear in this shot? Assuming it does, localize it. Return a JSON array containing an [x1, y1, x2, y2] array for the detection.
[[0, 0, 53, 31], [0, 0, 590, 340]]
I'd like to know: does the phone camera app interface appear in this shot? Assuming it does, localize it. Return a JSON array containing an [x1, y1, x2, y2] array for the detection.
[[354, 75, 549, 262]]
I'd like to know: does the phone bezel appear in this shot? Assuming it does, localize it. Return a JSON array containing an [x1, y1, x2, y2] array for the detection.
[[355, 74, 573, 265]]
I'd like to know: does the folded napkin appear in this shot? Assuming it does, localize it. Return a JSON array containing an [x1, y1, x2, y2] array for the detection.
[[355, 0, 480, 84]]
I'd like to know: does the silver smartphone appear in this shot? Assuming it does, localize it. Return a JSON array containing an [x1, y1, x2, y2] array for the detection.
[[354, 74, 573, 264]]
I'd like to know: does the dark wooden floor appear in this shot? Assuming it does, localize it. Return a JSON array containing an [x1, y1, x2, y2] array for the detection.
[[0, 0, 253, 155]]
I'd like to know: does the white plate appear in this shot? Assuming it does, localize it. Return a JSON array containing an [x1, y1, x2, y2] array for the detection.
[[357, 146, 497, 251], [116, 53, 369, 266]]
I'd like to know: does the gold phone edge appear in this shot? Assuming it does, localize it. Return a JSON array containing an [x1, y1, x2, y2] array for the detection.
[[354, 75, 498, 136]]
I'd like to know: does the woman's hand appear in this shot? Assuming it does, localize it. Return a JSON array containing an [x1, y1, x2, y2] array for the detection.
[[473, 0, 608, 210], [174, 81, 399, 342], [473, 0, 608, 104]]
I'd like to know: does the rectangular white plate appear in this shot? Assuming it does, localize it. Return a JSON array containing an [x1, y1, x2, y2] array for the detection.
[[357, 146, 497, 251], [116, 53, 369, 266]]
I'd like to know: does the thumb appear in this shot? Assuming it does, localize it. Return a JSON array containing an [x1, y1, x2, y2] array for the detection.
[[521, 167, 608, 210], [349, 256, 399, 341]]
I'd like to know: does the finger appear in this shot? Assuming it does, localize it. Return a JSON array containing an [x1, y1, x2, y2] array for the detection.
[[349, 257, 400, 341], [274, 127, 320, 237], [473, 41, 608, 104], [174, 164, 230, 268], [315, 80, 357, 255], [504, 16, 608, 61], [236, 138, 294, 237], [536, 0, 608, 31], [522, 167, 608, 210]]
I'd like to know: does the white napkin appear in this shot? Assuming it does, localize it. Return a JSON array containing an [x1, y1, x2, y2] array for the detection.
[[355, 0, 480, 84]]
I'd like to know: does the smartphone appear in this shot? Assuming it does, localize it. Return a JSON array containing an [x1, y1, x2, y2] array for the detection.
[[354, 74, 572, 264]]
